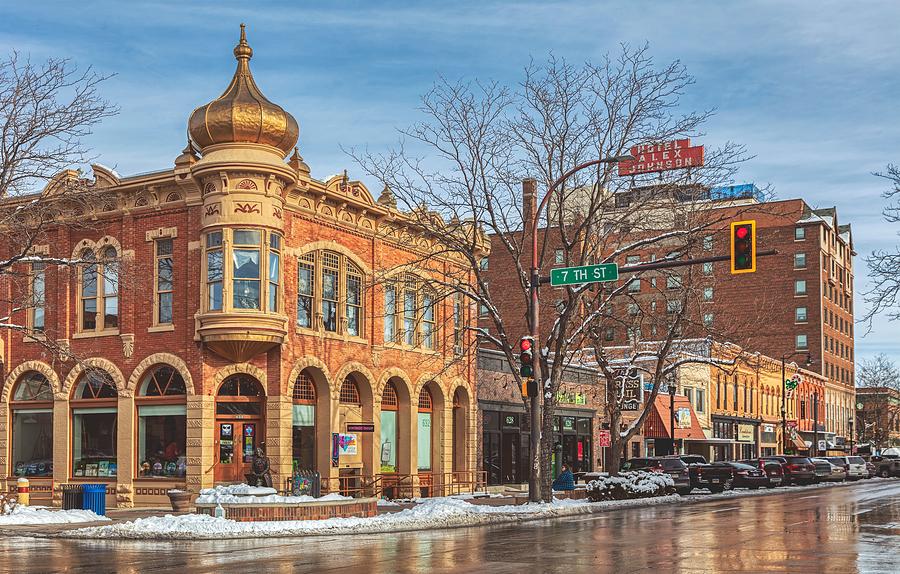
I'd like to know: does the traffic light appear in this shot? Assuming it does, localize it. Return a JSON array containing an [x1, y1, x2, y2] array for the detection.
[[519, 336, 534, 378], [730, 220, 756, 274]]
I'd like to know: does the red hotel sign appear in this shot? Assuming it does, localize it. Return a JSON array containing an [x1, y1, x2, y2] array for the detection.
[[617, 138, 705, 176]]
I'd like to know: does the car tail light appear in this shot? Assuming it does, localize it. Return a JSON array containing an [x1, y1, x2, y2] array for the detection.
[[787, 464, 801, 471], [737, 470, 748, 475]]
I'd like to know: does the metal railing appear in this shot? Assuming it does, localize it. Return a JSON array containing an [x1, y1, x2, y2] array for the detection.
[[280, 470, 487, 500]]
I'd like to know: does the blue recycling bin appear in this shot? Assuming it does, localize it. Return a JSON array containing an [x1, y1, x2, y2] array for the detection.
[[81, 484, 107, 516]]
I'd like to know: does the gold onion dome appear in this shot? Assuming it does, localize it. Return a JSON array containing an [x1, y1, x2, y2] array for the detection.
[[188, 24, 299, 157]]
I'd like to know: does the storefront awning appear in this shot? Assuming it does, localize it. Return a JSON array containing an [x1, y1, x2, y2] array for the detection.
[[643, 394, 706, 441], [791, 436, 807, 450], [683, 437, 734, 444]]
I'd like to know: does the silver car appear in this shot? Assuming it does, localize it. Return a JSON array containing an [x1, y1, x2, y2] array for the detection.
[[811, 458, 847, 482], [826, 456, 867, 481]]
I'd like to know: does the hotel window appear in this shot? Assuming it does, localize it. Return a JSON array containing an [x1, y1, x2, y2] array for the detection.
[[626, 255, 640, 265], [796, 307, 808, 322], [554, 249, 564, 264], [295, 249, 365, 337], [268, 234, 281, 313], [666, 300, 682, 314], [604, 327, 614, 341], [795, 227, 805, 240], [703, 313, 714, 327], [795, 280, 807, 296], [628, 303, 639, 316], [702, 262, 713, 275], [666, 275, 682, 290], [453, 293, 464, 356], [206, 231, 224, 311], [385, 274, 437, 349], [703, 235, 713, 250], [703, 287, 714, 301], [79, 246, 119, 332], [30, 262, 46, 332], [136, 366, 187, 478], [71, 370, 118, 478], [794, 252, 807, 269], [10, 372, 53, 477], [627, 278, 641, 293], [155, 239, 174, 325], [233, 229, 262, 310], [796, 334, 808, 350]]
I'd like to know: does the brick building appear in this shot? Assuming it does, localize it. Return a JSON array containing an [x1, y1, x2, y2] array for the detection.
[[0, 28, 481, 506]]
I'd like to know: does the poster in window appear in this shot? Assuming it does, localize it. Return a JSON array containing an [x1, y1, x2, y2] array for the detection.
[[98, 461, 109, 477], [339, 433, 358, 456]]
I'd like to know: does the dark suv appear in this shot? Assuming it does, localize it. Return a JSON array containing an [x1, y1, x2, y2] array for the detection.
[[762, 456, 816, 485], [680, 455, 734, 492], [870, 455, 900, 478], [621, 456, 692, 495]]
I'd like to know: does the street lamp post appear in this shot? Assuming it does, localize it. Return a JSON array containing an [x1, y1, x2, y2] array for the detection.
[[781, 352, 812, 454], [848, 417, 854, 455], [812, 392, 819, 457], [527, 155, 631, 502]]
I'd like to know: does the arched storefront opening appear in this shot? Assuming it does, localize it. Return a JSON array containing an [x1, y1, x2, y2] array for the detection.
[[380, 382, 399, 473], [215, 374, 265, 483], [136, 366, 187, 480], [10, 372, 54, 478], [337, 374, 374, 483], [70, 370, 118, 480], [417, 387, 434, 475], [451, 387, 469, 474], [292, 371, 317, 472]]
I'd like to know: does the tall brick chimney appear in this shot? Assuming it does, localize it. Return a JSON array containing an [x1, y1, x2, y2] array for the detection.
[[522, 178, 537, 232]]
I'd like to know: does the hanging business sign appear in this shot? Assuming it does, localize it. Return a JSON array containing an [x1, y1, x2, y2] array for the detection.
[[675, 408, 692, 429], [737, 424, 755, 443], [347, 423, 375, 433], [617, 139, 705, 176], [616, 368, 641, 411]]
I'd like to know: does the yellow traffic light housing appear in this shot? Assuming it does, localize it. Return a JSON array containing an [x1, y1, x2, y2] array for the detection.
[[730, 220, 756, 274]]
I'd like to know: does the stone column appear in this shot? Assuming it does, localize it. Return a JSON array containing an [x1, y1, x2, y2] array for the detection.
[[51, 398, 69, 507], [115, 395, 135, 508], [265, 395, 292, 490], [187, 394, 215, 491]]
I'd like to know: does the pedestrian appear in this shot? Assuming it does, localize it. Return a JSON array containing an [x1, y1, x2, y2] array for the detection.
[[552, 464, 575, 491]]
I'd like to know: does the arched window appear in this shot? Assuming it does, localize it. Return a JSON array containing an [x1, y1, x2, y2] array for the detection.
[[71, 370, 118, 478], [292, 372, 317, 471], [380, 382, 399, 473], [295, 249, 365, 337], [10, 372, 54, 477], [384, 274, 437, 349], [78, 246, 119, 332], [340, 377, 361, 405], [417, 387, 434, 471], [136, 366, 187, 479]]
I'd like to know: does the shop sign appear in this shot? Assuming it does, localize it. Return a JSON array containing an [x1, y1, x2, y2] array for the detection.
[[617, 139, 705, 176], [562, 417, 576, 432], [675, 407, 692, 429], [331, 433, 340, 467], [339, 433, 358, 456], [347, 423, 375, 433], [785, 374, 802, 390], [737, 424, 755, 443], [762, 424, 775, 434], [818, 440, 827, 452], [787, 421, 798, 429], [616, 368, 641, 411], [598, 430, 611, 447], [557, 389, 587, 405]]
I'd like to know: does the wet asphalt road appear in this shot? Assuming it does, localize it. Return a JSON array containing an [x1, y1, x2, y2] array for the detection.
[[1, 480, 898, 574]]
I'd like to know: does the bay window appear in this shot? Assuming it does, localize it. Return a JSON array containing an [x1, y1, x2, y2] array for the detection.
[[203, 229, 283, 315], [206, 231, 223, 311], [232, 229, 261, 309]]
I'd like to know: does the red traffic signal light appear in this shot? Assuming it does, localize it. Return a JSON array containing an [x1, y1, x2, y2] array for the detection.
[[730, 220, 756, 274], [519, 336, 535, 379]]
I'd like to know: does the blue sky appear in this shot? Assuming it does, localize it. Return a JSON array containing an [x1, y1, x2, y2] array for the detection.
[[3, 0, 898, 364]]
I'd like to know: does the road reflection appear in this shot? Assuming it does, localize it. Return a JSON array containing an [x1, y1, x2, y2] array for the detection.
[[0, 481, 898, 573]]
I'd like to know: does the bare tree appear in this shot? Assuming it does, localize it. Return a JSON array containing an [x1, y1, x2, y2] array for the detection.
[[864, 165, 900, 325], [351, 45, 755, 500], [0, 52, 116, 360], [856, 354, 900, 450]]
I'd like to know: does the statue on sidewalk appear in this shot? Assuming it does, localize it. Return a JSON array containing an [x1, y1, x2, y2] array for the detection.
[[245, 442, 273, 488]]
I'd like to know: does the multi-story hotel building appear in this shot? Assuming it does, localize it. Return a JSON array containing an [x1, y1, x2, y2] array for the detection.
[[0, 28, 482, 507]]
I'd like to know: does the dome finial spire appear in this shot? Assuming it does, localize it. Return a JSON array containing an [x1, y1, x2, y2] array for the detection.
[[234, 23, 253, 61]]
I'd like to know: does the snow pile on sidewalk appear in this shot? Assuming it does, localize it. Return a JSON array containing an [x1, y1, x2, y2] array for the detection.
[[585, 471, 674, 502], [63, 494, 678, 540], [196, 485, 351, 505], [0, 505, 110, 526]]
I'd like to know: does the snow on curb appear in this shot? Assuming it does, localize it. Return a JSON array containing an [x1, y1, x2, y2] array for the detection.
[[0, 506, 110, 526], [59, 495, 679, 540]]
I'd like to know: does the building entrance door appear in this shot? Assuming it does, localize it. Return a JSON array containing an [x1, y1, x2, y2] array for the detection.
[[215, 421, 259, 483], [501, 431, 520, 483]]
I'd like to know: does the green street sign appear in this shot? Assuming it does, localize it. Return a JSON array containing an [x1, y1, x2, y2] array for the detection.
[[550, 263, 619, 287]]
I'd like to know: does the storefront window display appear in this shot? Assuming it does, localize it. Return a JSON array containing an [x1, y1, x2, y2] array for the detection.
[[292, 372, 316, 472], [11, 372, 54, 477], [71, 370, 118, 478], [136, 366, 187, 478]]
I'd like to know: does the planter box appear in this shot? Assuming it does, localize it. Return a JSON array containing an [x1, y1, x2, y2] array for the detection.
[[195, 497, 377, 522]]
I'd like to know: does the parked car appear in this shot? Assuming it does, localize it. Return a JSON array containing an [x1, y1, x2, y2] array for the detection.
[[825, 456, 867, 481], [739, 458, 784, 488], [679, 455, 734, 492], [762, 456, 817, 485], [865, 461, 877, 479], [710, 461, 768, 490], [870, 455, 900, 478], [811, 458, 847, 482], [621, 456, 692, 494]]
